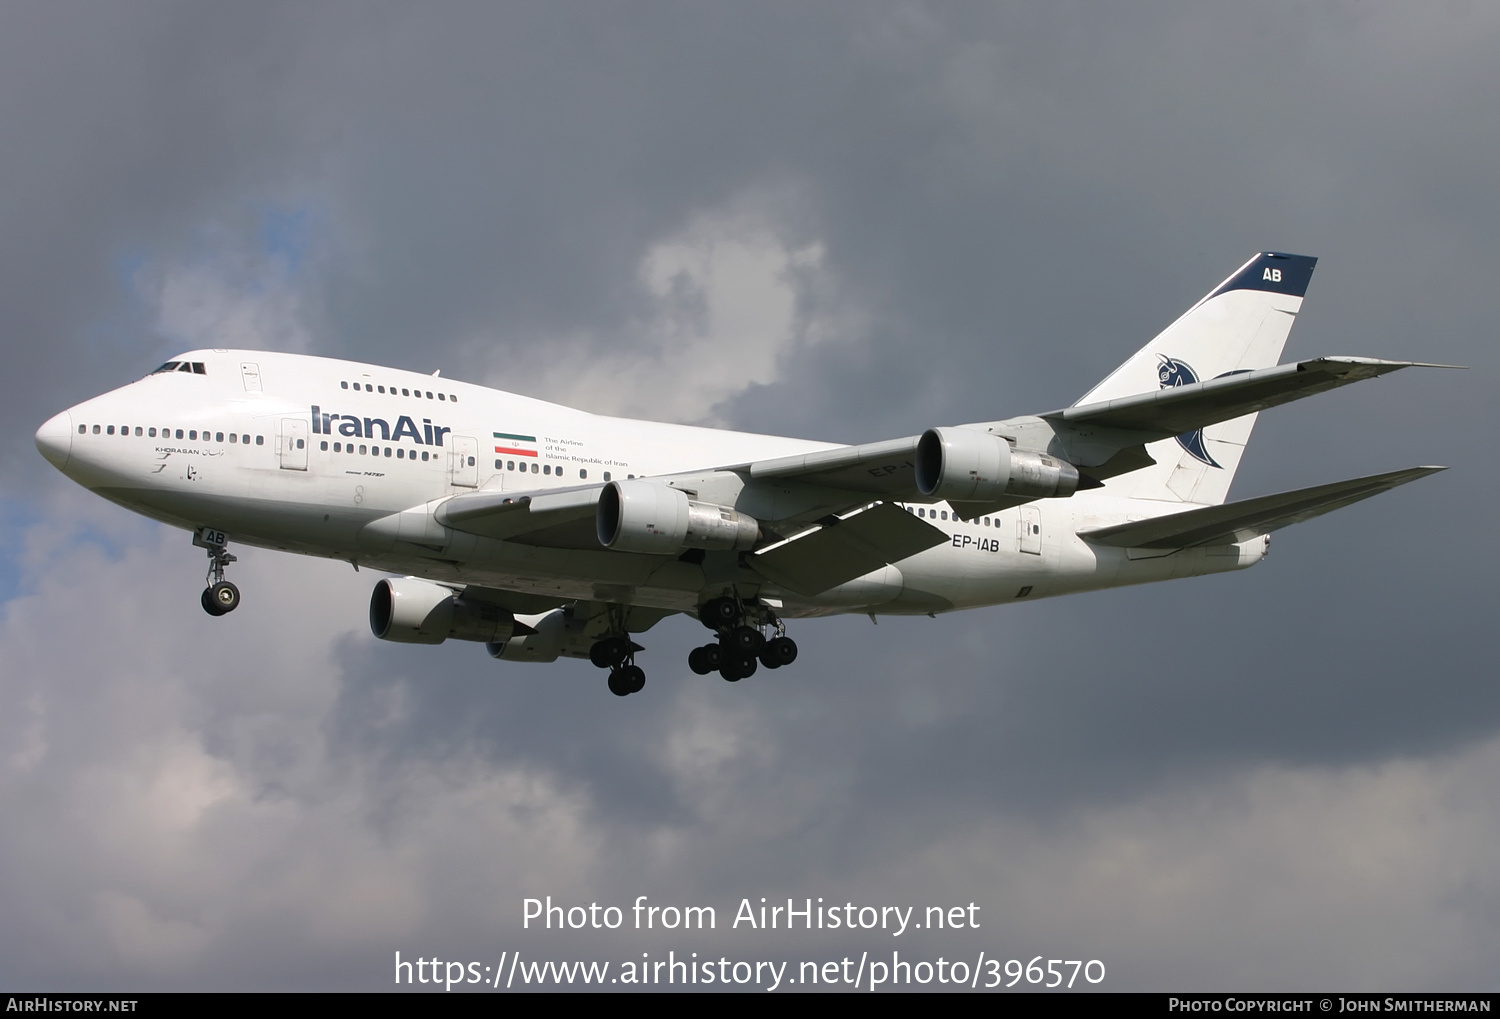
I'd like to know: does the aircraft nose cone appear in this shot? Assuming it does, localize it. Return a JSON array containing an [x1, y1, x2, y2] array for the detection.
[[35, 410, 73, 470]]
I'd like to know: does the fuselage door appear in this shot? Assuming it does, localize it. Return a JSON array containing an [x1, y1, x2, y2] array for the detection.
[[1018, 505, 1042, 555], [279, 417, 308, 471], [450, 435, 478, 487], [240, 362, 263, 392]]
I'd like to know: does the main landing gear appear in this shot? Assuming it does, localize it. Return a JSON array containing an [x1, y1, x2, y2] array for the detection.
[[688, 596, 798, 683], [197, 531, 241, 617], [590, 633, 647, 697]]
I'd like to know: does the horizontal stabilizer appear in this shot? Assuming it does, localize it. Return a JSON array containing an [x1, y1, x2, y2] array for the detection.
[[751, 500, 947, 595], [1077, 466, 1447, 548], [1046, 358, 1462, 441]]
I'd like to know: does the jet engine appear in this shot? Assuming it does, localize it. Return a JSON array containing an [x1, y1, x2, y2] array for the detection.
[[915, 427, 1080, 502], [596, 479, 759, 554], [487, 607, 571, 663], [369, 577, 520, 644]]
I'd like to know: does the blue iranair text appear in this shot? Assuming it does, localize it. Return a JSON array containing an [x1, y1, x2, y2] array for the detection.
[[311, 406, 450, 446]]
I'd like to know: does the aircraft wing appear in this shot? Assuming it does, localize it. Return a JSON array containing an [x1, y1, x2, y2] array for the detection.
[[1076, 466, 1446, 549], [733, 434, 1037, 522], [749, 500, 949, 595], [732, 358, 1462, 505], [1041, 357, 1459, 440], [437, 484, 601, 537], [737, 435, 923, 498], [360, 484, 607, 551]]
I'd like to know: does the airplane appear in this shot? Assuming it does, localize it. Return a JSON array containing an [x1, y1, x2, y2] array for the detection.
[[34, 252, 1457, 696]]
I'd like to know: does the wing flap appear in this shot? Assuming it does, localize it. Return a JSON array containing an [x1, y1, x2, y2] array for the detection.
[[1077, 466, 1446, 548], [750, 500, 946, 595]]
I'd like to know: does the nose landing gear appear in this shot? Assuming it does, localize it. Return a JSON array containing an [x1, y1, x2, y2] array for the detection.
[[195, 528, 240, 616]]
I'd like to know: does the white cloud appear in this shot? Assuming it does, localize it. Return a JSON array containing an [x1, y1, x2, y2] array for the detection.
[[475, 198, 846, 425], [0, 511, 604, 985], [844, 743, 1500, 990]]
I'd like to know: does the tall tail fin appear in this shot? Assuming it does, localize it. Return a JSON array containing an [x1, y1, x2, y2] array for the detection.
[[1077, 252, 1317, 505]]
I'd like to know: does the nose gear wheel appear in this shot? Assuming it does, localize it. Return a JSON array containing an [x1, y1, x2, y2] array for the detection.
[[200, 541, 240, 616]]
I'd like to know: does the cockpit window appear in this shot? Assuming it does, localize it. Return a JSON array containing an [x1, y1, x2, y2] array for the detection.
[[152, 361, 206, 375]]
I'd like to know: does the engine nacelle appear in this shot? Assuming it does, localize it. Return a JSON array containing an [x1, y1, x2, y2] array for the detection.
[[369, 577, 519, 645], [596, 479, 760, 554], [915, 427, 1080, 502], [487, 608, 574, 663]]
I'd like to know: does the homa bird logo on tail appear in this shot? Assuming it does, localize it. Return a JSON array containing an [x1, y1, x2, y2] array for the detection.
[[1157, 355, 1222, 468]]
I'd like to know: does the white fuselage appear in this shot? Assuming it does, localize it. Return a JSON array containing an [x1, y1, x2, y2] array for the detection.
[[35, 349, 1264, 619]]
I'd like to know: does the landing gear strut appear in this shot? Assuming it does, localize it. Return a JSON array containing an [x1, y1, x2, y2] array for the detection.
[[690, 595, 797, 683], [591, 633, 646, 696], [199, 537, 240, 617]]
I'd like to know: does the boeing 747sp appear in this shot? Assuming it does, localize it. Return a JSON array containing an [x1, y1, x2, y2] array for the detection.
[[34, 253, 1456, 695]]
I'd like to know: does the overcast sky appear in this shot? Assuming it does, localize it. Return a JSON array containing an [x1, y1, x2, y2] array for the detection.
[[1, 1, 1496, 992]]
